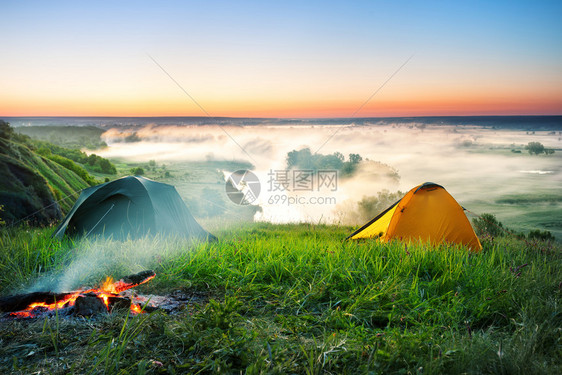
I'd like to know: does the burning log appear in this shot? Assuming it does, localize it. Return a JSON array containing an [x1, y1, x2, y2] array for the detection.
[[0, 270, 156, 318], [111, 270, 156, 293], [107, 296, 134, 312], [75, 293, 108, 316], [0, 292, 75, 313]]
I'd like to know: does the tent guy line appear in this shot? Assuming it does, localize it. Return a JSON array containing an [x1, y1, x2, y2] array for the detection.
[[6, 188, 84, 229], [84, 203, 114, 238], [147, 53, 257, 164], [313, 54, 414, 155]]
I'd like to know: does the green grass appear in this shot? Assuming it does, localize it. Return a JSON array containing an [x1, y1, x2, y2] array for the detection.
[[1, 224, 561, 374]]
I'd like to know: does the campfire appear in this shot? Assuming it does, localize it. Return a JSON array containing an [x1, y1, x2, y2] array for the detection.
[[0, 270, 156, 318]]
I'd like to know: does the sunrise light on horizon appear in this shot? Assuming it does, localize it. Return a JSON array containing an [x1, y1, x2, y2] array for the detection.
[[1, 1, 561, 118]]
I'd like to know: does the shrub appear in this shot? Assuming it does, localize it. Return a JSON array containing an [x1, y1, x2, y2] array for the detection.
[[0, 120, 14, 140], [472, 213, 506, 237], [131, 167, 145, 175], [528, 229, 555, 242], [357, 190, 403, 222], [525, 142, 554, 155], [97, 158, 117, 174]]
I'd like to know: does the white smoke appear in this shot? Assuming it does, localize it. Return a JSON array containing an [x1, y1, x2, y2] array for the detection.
[[27, 235, 205, 293]]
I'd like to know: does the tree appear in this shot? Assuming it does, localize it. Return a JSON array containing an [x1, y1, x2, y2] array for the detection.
[[87, 153, 99, 165], [131, 167, 145, 175], [525, 142, 545, 155], [287, 148, 313, 169], [0, 120, 14, 139], [472, 213, 505, 237], [349, 153, 363, 165], [99, 158, 116, 174], [286, 148, 364, 176], [317, 154, 344, 170]]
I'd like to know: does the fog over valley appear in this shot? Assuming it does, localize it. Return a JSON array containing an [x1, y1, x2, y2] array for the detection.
[[86, 120, 562, 238]]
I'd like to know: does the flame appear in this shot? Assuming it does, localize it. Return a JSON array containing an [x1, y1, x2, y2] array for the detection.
[[9, 272, 155, 318], [130, 303, 143, 314], [101, 276, 118, 294]]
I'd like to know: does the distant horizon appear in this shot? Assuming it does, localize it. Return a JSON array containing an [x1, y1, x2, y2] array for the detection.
[[4, 114, 562, 132], [3, 114, 562, 120], [4, 113, 562, 120]]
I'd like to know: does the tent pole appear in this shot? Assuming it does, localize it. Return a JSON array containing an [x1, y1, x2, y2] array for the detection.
[[85, 204, 115, 238]]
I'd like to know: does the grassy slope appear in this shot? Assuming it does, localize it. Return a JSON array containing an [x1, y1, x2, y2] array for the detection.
[[0, 138, 91, 220], [24, 149, 91, 212], [0, 224, 560, 374]]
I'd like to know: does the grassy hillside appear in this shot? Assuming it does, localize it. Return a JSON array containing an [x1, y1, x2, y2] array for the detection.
[[0, 224, 560, 374], [0, 137, 91, 225]]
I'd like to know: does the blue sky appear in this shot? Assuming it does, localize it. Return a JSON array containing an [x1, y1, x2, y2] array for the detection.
[[1, 0, 561, 116]]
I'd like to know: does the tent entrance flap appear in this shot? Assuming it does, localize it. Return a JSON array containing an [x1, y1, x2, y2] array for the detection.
[[348, 202, 399, 240]]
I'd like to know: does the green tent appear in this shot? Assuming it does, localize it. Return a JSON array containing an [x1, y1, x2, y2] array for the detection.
[[53, 176, 216, 241]]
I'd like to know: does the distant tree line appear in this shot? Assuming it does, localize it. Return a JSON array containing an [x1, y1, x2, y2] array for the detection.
[[15, 125, 107, 150]]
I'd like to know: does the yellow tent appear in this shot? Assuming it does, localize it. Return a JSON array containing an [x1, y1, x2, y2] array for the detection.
[[347, 182, 482, 252]]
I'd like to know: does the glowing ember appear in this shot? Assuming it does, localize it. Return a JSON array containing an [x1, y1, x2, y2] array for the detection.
[[5, 270, 156, 318]]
